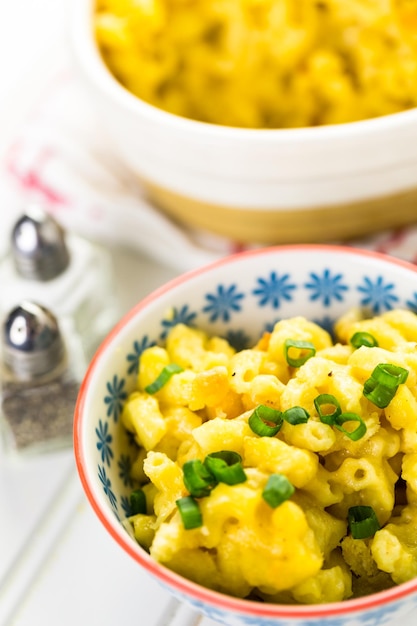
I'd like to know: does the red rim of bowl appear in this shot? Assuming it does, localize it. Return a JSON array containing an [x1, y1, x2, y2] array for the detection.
[[74, 244, 417, 619]]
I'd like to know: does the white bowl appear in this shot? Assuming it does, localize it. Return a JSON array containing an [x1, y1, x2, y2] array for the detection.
[[75, 244, 417, 626], [70, 1, 417, 243]]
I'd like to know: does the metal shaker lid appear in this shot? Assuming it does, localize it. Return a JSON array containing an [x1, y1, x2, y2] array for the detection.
[[11, 206, 70, 281], [2, 302, 65, 378]]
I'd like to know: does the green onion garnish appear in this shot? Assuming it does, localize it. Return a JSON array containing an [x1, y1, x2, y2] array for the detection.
[[130, 489, 147, 515], [363, 363, 409, 408], [363, 379, 396, 408], [369, 363, 408, 388], [314, 394, 366, 440], [182, 459, 217, 498], [284, 339, 316, 367], [204, 451, 247, 485], [350, 332, 379, 349], [176, 496, 203, 529], [334, 412, 367, 441], [262, 474, 295, 508], [145, 363, 184, 394], [248, 405, 283, 436], [314, 393, 342, 425], [282, 406, 310, 425], [348, 505, 380, 539]]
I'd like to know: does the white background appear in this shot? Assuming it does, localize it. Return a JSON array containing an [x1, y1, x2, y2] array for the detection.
[[0, 0, 68, 149]]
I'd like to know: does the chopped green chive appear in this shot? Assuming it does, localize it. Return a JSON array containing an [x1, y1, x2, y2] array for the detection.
[[204, 451, 247, 485], [348, 505, 380, 539], [284, 339, 316, 367], [130, 489, 147, 515], [334, 412, 367, 441], [350, 332, 379, 349], [363, 363, 409, 408], [145, 363, 184, 394], [363, 379, 396, 408], [282, 406, 310, 425], [182, 459, 218, 498], [262, 474, 295, 508], [314, 393, 342, 425], [176, 496, 203, 529], [370, 363, 408, 388], [248, 405, 283, 437]]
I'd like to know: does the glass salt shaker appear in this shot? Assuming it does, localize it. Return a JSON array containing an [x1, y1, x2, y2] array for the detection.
[[0, 301, 86, 456], [0, 206, 120, 360]]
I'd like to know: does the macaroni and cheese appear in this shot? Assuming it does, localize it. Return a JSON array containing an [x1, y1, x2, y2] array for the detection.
[[122, 309, 417, 603], [95, 0, 417, 128]]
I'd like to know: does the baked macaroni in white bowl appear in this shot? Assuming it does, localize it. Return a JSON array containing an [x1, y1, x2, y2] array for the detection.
[[70, 0, 417, 244], [75, 245, 417, 626]]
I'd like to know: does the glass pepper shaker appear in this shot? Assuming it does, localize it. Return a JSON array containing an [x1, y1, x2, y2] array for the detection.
[[0, 206, 120, 360], [0, 301, 87, 457]]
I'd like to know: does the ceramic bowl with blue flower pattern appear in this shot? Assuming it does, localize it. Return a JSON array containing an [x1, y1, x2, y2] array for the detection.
[[74, 244, 417, 626]]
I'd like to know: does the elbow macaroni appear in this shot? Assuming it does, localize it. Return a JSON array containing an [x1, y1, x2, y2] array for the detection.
[[95, 1, 417, 129], [121, 310, 417, 603]]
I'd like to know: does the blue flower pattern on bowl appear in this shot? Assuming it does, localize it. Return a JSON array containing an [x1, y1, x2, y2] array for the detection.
[[126, 335, 156, 375], [160, 305, 197, 339], [358, 275, 399, 312], [120, 494, 132, 518], [95, 419, 113, 466], [118, 453, 134, 487], [304, 269, 349, 306], [89, 255, 417, 626], [225, 329, 251, 352], [98, 465, 117, 512], [252, 271, 296, 308], [203, 283, 245, 322], [104, 374, 128, 422], [406, 292, 417, 312]]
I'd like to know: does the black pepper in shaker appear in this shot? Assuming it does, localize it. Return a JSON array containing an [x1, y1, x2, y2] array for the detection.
[[0, 301, 86, 457]]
